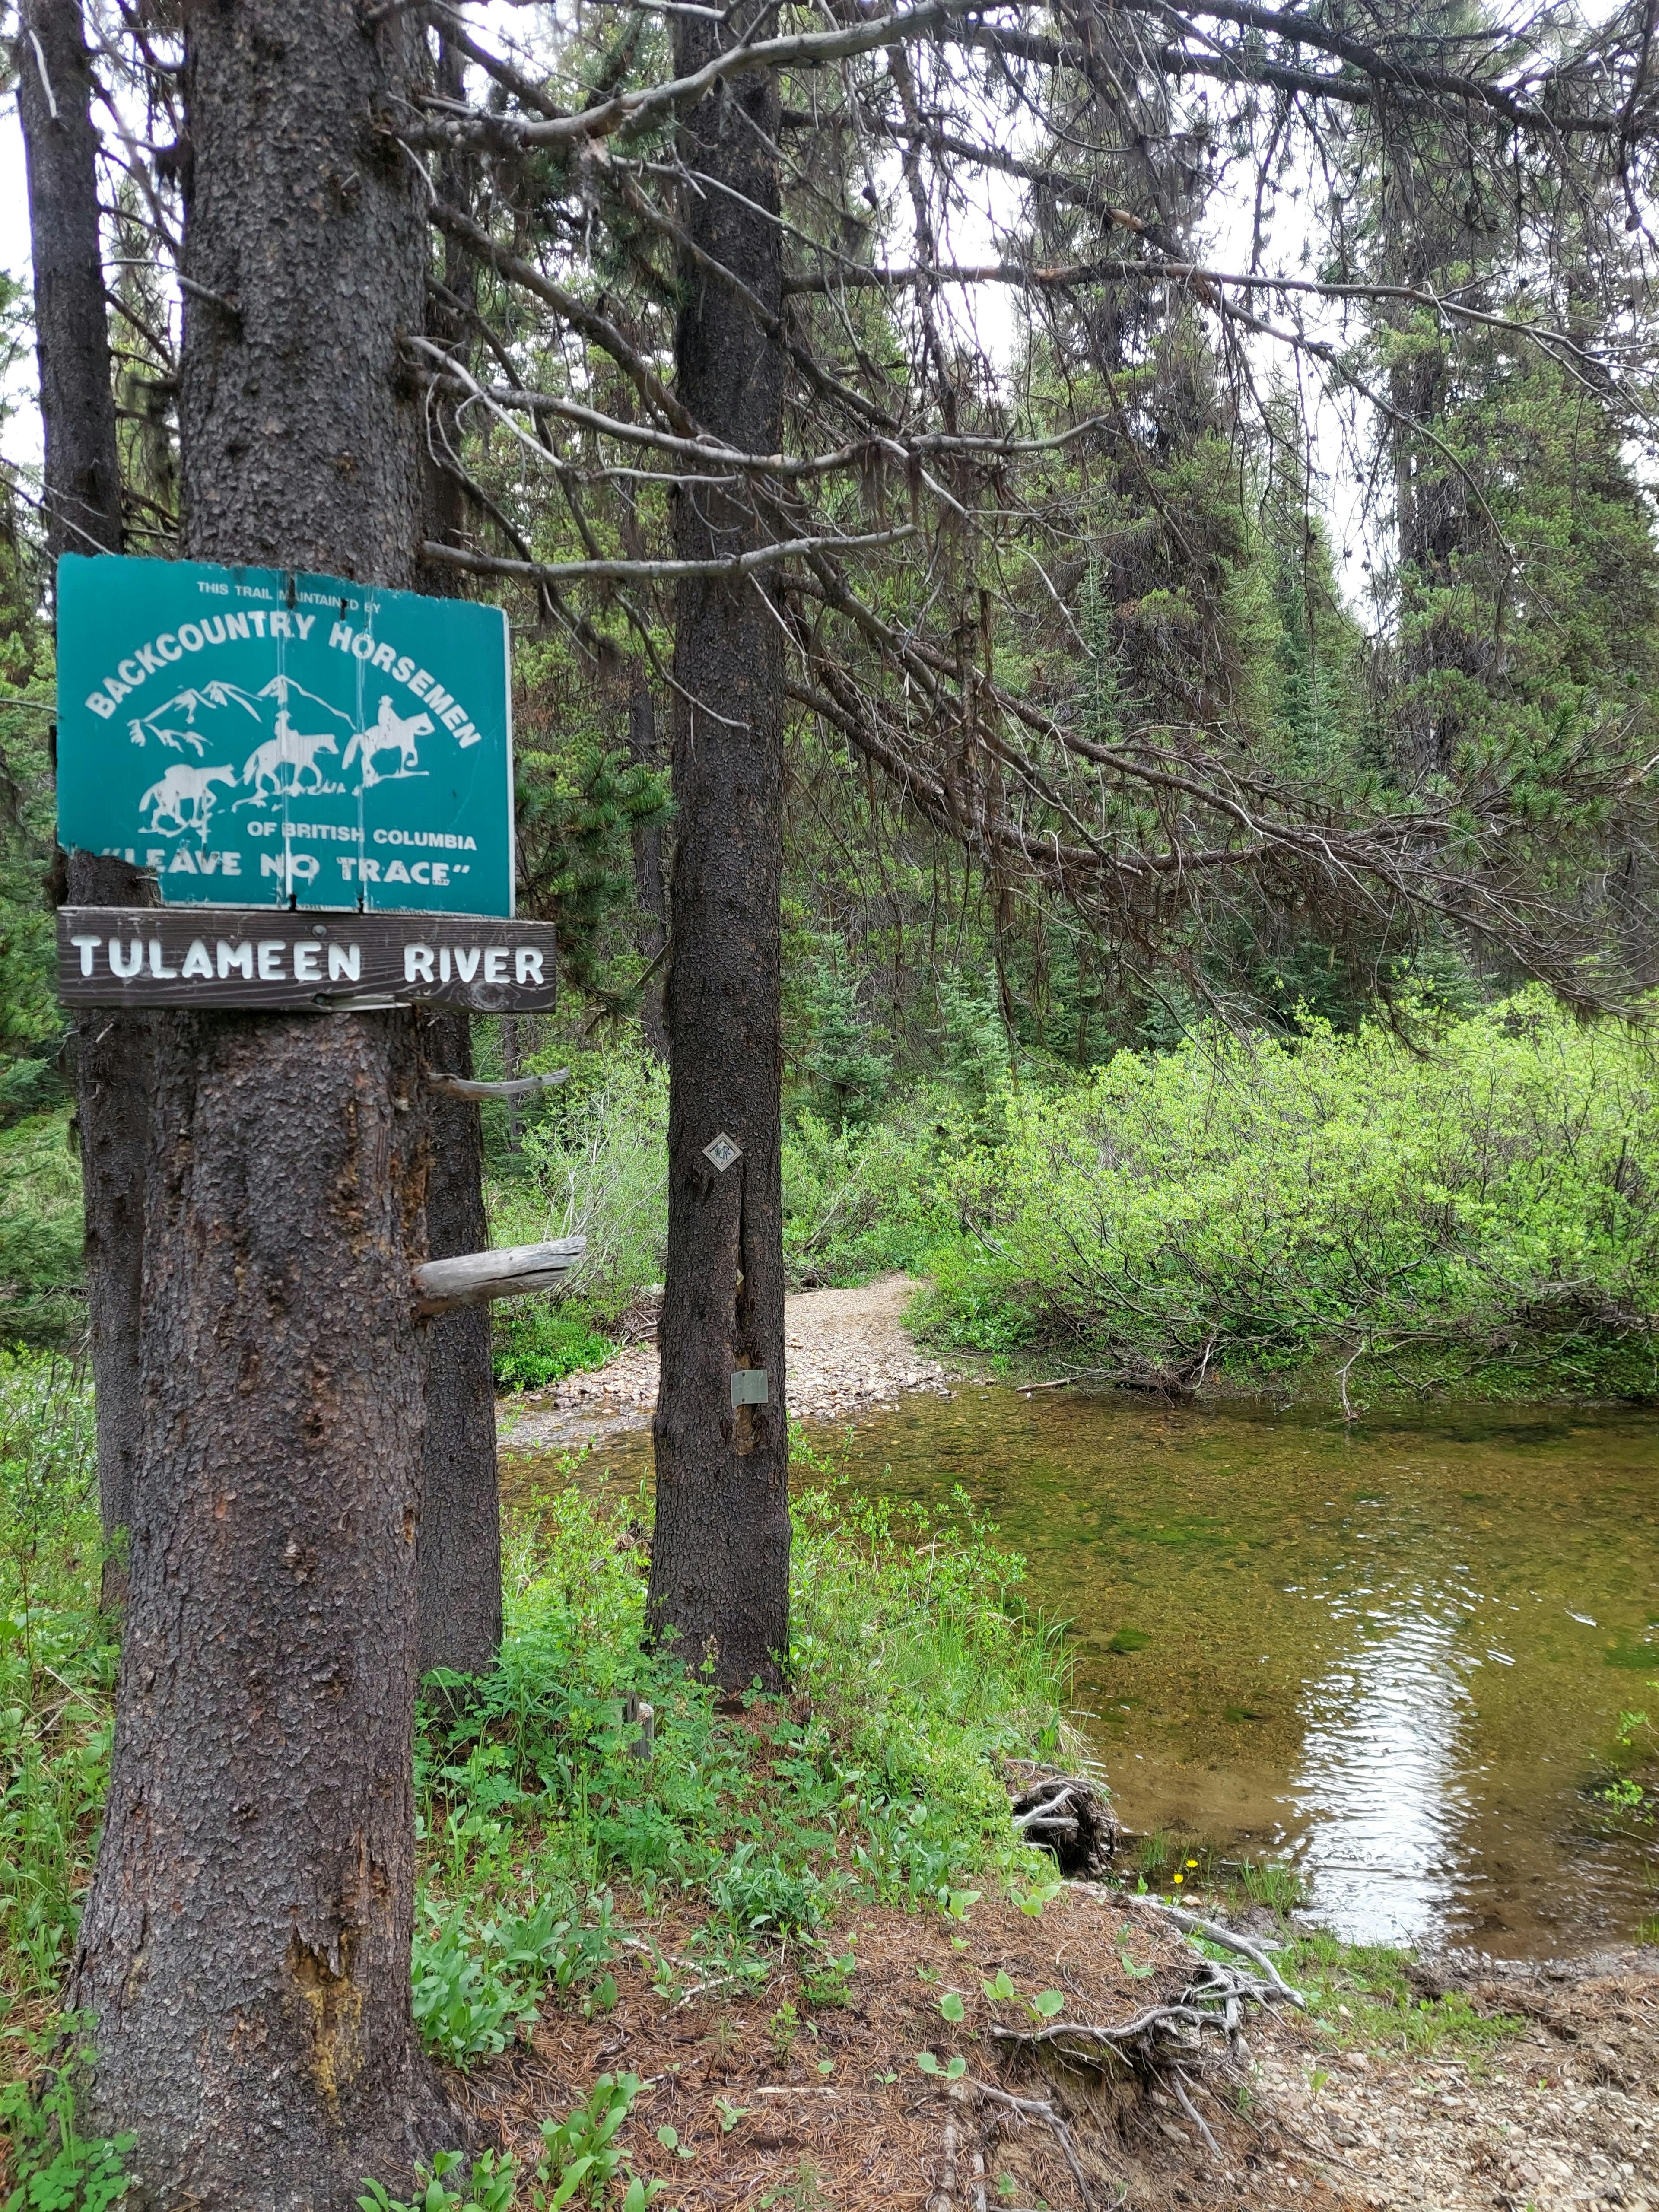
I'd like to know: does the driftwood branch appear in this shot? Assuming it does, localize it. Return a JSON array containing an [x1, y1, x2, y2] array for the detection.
[[426, 1068, 570, 1101], [413, 1238, 585, 1316], [1134, 1898, 1307, 2007]]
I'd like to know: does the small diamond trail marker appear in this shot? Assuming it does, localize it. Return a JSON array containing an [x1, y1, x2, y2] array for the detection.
[[703, 1132, 742, 1172]]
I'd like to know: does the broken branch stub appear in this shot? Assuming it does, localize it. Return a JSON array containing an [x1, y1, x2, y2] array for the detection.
[[413, 1237, 585, 1316], [425, 1068, 569, 1101]]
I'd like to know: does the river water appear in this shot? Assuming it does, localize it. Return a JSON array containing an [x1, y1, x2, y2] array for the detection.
[[512, 1383, 1659, 1959]]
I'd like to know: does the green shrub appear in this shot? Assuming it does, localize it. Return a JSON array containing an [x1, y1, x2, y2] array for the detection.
[[782, 1096, 957, 1287], [0, 1120, 84, 1351], [493, 1051, 668, 1325], [492, 1303, 612, 1392], [0, 1358, 113, 2012], [922, 990, 1659, 1398]]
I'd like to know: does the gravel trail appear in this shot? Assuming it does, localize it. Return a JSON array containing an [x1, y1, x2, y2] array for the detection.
[[496, 1272, 950, 1452]]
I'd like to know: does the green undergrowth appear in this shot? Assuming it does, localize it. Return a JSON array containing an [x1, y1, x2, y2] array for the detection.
[[0, 1356, 115, 2022], [918, 990, 1659, 1403], [489, 1303, 615, 1394], [409, 1444, 1067, 2068], [1283, 1929, 1526, 2063], [0, 1119, 85, 1353], [1121, 1842, 1526, 2066]]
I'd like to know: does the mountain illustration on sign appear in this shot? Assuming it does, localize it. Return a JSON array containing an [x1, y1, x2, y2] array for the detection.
[[128, 680, 263, 753], [133, 676, 434, 839]]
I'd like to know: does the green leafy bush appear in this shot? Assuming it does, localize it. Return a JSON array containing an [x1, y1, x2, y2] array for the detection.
[[923, 990, 1659, 1398], [0, 2028, 135, 2211], [0, 1359, 114, 2010], [782, 1097, 956, 1288], [491, 1304, 613, 1393], [493, 1051, 668, 1325], [0, 1122, 84, 1351]]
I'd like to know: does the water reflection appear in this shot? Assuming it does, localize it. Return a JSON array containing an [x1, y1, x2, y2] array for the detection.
[[505, 1385, 1659, 1958], [1292, 1604, 1475, 1945]]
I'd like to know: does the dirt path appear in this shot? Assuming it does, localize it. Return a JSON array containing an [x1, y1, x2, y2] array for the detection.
[[497, 1272, 951, 1452]]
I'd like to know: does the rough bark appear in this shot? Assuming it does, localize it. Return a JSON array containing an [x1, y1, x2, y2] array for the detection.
[[628, 670, 670, 1061], [16, 0, 150, 1602], [412, 59, 507, 1688], [646, 12, 790, 1692], [65, 853, 156, 1610], [67, 5, 451, 2202], [416, 1010, 502, 1685], [15, 0, 123, 563]]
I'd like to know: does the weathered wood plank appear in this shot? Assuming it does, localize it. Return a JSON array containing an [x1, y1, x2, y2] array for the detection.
[[426, 1068, 569, 1101], [57, 903, 559, 1012], [412, 1237, 585, 1316]]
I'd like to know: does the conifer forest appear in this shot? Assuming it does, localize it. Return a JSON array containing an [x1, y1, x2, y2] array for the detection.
[[1, 3, 1659, 2208]]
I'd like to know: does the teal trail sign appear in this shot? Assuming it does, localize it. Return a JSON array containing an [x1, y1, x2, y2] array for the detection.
[[56, 553, 514, 915]]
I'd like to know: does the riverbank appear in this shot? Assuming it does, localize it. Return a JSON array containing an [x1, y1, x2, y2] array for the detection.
[[435, 1888, 1659, 2212], [3, 1348, 1657, 2207]]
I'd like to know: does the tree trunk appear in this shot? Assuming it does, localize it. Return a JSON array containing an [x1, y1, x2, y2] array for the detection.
[[65, 853, 155, 1610], [628, 670, 670, 1061], [646, 14, 790, 1693], [67, 5, 453, 2201], [16, 0, 150, 1605], [416, 1010, 502, 1685], [413, 59, 505, 1686], [16, 0, 123, 564]]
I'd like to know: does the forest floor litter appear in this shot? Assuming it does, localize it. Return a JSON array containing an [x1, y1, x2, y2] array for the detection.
[[460, 1877, 1659, 2212], [498, 1274, 952, 1450]]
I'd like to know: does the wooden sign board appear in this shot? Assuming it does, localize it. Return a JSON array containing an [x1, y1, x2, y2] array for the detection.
[[59, 906, 558, 1013]]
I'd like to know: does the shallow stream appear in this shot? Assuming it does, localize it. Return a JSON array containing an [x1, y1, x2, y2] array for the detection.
[[512, 1384, 1659, 1959]]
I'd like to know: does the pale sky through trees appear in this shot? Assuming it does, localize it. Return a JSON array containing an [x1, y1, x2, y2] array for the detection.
[[0, 2, 1649, 626]]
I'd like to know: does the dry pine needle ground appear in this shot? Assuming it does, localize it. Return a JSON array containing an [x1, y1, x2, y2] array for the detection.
[[448, 1880, 1659, 2212]]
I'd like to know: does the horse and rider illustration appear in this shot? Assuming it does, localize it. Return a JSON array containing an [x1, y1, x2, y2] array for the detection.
[[343, 698, 433, 788], [240, 714, 342, 802], [137, 694, 435, 837], [138, 762, 239, 840]]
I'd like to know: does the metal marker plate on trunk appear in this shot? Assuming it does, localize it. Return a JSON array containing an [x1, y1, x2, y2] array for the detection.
[[731, 1369, 769, 1407], [703, 1132, 742, 1171]]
